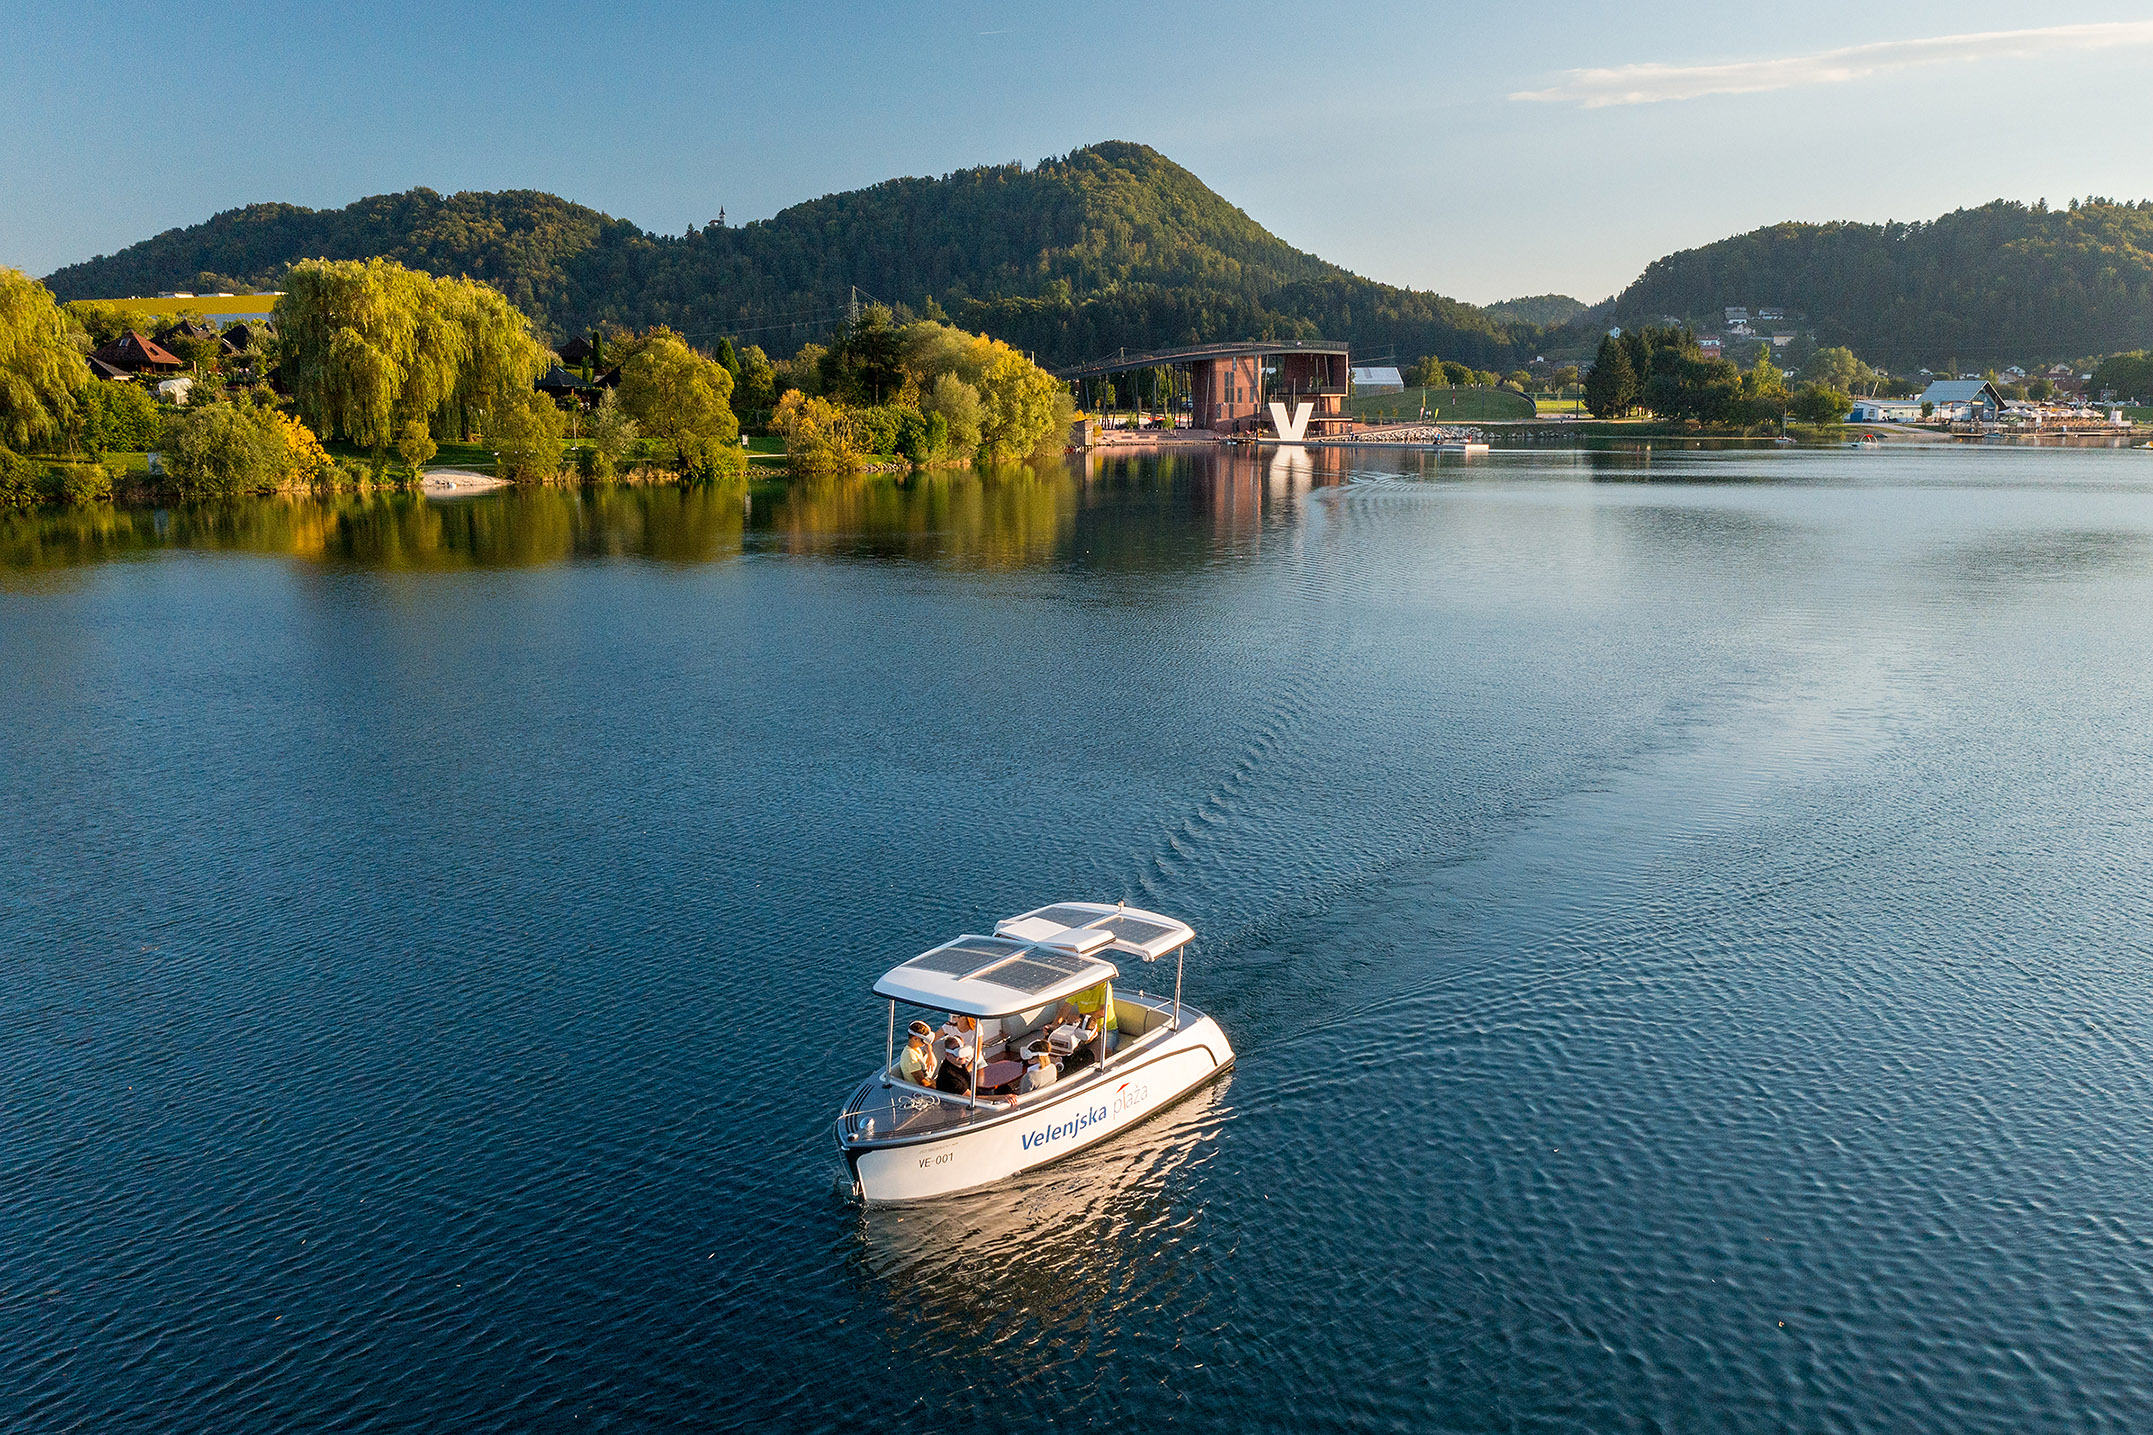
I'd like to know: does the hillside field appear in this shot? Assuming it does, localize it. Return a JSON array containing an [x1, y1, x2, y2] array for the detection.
[[87, 296, 280, 321], [1346, 386, 1535, 423]]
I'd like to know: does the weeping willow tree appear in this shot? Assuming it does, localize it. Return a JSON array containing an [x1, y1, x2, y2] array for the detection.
[[0, 268, 89, 453], [276, 258, 549, 453]]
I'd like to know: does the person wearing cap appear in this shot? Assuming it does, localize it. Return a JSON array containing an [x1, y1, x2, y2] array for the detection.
[[897, 1020, 938, 1086]]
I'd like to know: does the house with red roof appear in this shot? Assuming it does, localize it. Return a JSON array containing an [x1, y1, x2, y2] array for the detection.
[[90, 330, 185, 375]]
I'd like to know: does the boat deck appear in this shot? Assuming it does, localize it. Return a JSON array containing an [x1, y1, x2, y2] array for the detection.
[[841, 993, 1199, 1148]]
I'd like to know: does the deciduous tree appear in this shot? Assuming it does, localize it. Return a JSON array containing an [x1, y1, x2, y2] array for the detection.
[[1791, 383, 1852, 425], [615, 329, 744, 478], [0, 269, 89, 451], [396, 419, 437, 477], [485, 390, 567, 483], [277, 258, 548, 453]]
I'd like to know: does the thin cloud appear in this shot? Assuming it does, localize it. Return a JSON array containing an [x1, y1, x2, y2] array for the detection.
[[1511, 21, 2153, 108]]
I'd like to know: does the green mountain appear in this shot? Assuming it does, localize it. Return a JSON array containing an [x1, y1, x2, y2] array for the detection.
[[43, 142, 1532, 369], [1484, 293, 1587, 327], [1597, 199, 2153, 367]]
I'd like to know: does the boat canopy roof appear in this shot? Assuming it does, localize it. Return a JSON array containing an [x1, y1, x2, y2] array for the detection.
[[873, 902, 1195, 1016]]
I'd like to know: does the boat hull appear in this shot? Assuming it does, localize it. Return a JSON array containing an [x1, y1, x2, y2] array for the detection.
[[843, 1016, 1233, 1205]]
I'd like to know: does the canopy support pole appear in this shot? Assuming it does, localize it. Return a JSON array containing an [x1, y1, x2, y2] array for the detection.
[[883, 1000, 894, 1085], [1173, 947, 1185, 1031]]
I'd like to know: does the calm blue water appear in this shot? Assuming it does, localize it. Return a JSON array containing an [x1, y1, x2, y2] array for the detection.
[[7, 443, 2153, 1433]]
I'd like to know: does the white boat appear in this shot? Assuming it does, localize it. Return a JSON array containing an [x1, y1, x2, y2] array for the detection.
[[1436, 441, 1489, 454], [834, 901, 1235, 1205]]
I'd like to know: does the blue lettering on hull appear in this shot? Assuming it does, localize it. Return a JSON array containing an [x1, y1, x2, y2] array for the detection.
[[1019, 1104, 1110, 1152]]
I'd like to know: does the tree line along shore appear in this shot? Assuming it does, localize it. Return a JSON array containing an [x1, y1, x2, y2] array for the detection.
[[0, 261, 1077, 510]]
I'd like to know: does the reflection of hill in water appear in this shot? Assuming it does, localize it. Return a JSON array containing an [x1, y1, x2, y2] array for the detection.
[[0, 451, 1352, 579]]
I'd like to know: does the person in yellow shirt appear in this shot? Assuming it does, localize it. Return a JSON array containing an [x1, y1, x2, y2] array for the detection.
[[896, 1020, 938, 1086], [1056, 981, 1118, 1066]]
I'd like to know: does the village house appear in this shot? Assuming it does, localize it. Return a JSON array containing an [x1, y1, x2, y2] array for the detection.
[[90, 330, 185, 375], [1848, 396, 1927, 422], [1919, 379, 2005, 422]]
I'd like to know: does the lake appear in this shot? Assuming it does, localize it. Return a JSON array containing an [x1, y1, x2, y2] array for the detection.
[[6, 442, 2153, 1432]]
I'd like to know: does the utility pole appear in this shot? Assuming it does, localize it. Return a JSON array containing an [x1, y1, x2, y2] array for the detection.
[[848, 286, 859, 327]]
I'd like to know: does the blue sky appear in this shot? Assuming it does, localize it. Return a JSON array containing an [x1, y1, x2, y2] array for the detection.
[[5, 1, 2151, 304]]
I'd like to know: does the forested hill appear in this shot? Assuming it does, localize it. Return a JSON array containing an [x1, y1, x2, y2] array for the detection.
[[43, 142, 1532, 368], [1598, 199, 2153, 366]]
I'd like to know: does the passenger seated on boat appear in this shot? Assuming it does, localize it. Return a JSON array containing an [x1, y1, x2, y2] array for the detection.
[[937, 1013, 981, 1064], [933, 1035, 975, 1095], [1021, 1045, 1059, 1094], [897, 1021, 938, 1086], [1055, 981, 1119, 1062]]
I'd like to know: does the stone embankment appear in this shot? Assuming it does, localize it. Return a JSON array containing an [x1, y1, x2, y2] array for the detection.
[[1315, 424, 1485, 445]]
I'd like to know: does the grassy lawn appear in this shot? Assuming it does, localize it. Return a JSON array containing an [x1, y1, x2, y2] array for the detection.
[[2123, 405, 2153, 424], [1346, 386, 1535, 423], [325, 437, 516, 472], [746, 435, 787, 465], [1534, 395, 1588, 416]]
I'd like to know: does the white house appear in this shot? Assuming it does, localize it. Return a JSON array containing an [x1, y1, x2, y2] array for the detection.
[[1848, 397, 1925, 422]]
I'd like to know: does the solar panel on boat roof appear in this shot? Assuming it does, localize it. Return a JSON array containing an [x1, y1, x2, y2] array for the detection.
[[979, 955, 1095, 993], [1023, 945, 1093, 975], [908, 936, 1027, 976], [1083, 915, 1178, 945], [1020, 904, 1105, 929]]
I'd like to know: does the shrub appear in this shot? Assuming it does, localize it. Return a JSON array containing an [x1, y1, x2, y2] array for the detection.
[[772, 391, 859, 470], [895, 407, 946, 463], [585, 391, 637, 474], [81, 380, 162, 454], [486, 390, 567, 483], [851, 404, 903, 456], [54, 462, 111, 504], [395, 418, 437, 477], [0, 444, 38, 507], [164, 402, 290, 498]]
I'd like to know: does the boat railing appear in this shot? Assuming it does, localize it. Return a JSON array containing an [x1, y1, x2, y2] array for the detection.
[[838, 1074, 992, 1146]]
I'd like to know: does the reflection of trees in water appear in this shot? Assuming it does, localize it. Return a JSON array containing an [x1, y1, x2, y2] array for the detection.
[[839, 1078, 1232, 1390], [758, 466, 1079, 571], [0, 484, 753, 574], [4, 451, 1366, 580]]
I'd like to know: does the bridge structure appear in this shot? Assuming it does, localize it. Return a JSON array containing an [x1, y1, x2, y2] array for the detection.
[[1054, 339, 1351, 439]]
